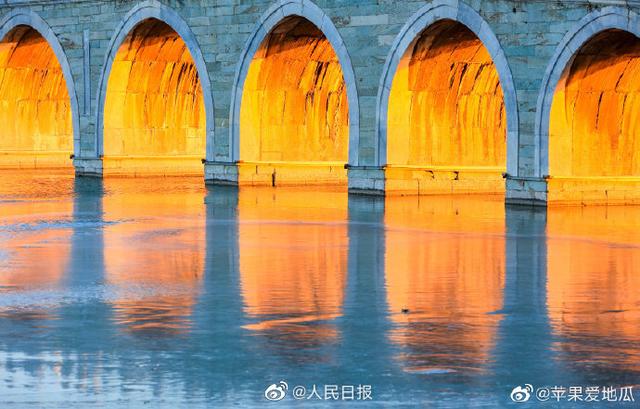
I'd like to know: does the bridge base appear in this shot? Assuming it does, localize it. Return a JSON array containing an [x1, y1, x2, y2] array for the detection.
[[347, 166, 386, 196], [74, 157, 103, 177], [505, 176, 548, 206], [0, 151, 72, 169], [204, 161, 239, 185], [348, 165, 506, 197], [384, 165, 504, 196], [547, 177, 640, 205], [505, 176, 640, 206]]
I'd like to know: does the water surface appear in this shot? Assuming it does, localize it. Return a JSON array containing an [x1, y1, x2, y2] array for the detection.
[[1, 170, 639, 407]]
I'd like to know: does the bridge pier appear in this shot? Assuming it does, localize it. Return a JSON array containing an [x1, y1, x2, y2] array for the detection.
[[347, 166, 386, 196], [73, 157, 103, 177], [505, 177, 548, 207], [204, 162, 239, 186]]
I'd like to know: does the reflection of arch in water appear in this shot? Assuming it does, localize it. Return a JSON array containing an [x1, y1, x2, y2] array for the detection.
[[547, 206, 640, 379], [0, 171, 73, 290], [0, 169, 75, 325], [102, 178, 206, 335], [0, 10, 80, 169], [238, 187, 348, 361], [384, 196, 505, 374]]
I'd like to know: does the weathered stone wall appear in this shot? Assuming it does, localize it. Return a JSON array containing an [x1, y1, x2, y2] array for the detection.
[[0, 0, 638, 203], [0, 25, 72, 168], [240, 16, 349, 163]]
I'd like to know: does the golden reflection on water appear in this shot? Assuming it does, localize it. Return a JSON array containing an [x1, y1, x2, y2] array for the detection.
[[0, 170, 74, 322], [238, 187, 348, 358], [547, 206, 640, 374], [0, 170, 73, 290], [384, 195, 505, 374], [102, 177, 206, 335], [3, 169, 640, 386]]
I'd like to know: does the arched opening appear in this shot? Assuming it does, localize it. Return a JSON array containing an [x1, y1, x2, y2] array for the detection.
[[548, 29, 640, 203], [0, 26, 72, 169], [386, 20, 506, 195], [239, 16, 349, 186], [103, 18, 205, 176]]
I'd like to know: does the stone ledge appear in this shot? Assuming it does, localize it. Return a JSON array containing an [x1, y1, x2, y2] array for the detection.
[[347, 166, 386, 196], [505, 176, 548, 206], [73, 157, 103, 176], [204, 161, 239, 185]]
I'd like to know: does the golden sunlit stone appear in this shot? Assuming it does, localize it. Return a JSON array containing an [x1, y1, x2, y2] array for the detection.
[[239, 17, 349, 185], [549, 29, 640, 204], [386, 20, 506, 195], [103, 19, 205, 176], [0, 26, 72, 169]]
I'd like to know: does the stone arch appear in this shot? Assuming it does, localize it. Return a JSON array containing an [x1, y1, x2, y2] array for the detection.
[[376, 0, 519, 176], [535, 6, 640, 178], [229, 0, 359, 166], [0, 9, 81, 164], [95, 0, 214, 163]]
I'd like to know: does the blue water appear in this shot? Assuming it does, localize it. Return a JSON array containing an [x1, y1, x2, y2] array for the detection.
[[0, 170, 638, 408]]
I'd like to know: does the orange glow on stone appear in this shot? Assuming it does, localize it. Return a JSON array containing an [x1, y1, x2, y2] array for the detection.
[[103, 19, 205, 175], [239, 17, 349, 185], [386, 20, 506, 194], [0, 26, 72, 169], [550, 30, 640, 177], [548, 29, 640, 204]]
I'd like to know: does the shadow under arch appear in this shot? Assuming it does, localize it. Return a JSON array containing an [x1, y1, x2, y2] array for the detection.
[[229, 0, 360, 173], [376, 1, 519, 192], [535, 7, 640, 204], [94, 0, 215, 171], [0, 9, 81, 166]]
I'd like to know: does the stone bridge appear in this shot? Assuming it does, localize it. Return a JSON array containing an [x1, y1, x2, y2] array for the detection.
[[0, 0, 639, 205]]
